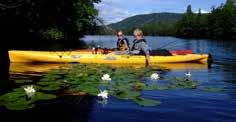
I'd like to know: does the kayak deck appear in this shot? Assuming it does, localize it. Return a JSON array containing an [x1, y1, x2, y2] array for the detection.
[[9, 50, 210, 64]]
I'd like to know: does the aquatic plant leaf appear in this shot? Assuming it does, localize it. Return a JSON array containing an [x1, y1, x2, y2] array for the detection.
[[40, 84, 62, 91], [174, 80, 198, 89], [115, 91, 127, 99], [75, 82, 100, 96], [0, 91, 32, 110], [202, 87, 224, 93], [37, 81, 54, 86], [134, 97, 161, 106], [133, 82, 146, 90], [36, 80, 66, 91], [167, 77, 198, 89], [144, 85, 159, 90], [8, 63, 204, 110], [15, 80, 33, 84], [115, 90, 141, 100], [31, 92, 56, 101], [0, 98, 34, 110], [0, 90, 56, 110]]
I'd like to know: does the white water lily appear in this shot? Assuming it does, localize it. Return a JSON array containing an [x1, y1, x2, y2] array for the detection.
[[24, 85, 36, 98], [97, 90, 108, 99], [151, 73, 160, 80], [185, 71, 192, 78], [101, 74, 111, 81]]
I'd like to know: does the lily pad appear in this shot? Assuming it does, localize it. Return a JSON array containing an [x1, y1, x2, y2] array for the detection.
[[0, 89, 56, 110], [202, 87, 224, 93], [115, 90, 141, 100], [134, 97, 161, 106], [15, 80, 33, 84], [4, 64, 205, 109], [168, 77, 198, 89]]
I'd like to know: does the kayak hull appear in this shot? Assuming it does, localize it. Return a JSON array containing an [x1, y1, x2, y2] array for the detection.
[[9, 50, 209, 64]]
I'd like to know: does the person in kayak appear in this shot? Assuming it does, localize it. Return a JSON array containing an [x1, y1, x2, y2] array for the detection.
[[130, 29, 150, 66], [116, 31, 130, 52]]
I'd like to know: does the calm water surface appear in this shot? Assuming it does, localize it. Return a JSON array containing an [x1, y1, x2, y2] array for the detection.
[[0, 36, 236, 122]]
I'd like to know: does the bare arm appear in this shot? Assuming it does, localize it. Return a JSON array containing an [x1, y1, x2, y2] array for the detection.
[[140, 42, 150, 66]]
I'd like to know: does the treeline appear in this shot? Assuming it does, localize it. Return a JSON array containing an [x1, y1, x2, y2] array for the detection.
[[0, 0, 101, 50], [175, 0, 236, 40], [105, 0, 236, 40], [124, 22, 175, 36]]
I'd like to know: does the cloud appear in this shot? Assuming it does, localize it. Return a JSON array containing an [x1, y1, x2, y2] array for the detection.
[[95, 0, 132, 25], [95, 0, 225, 24]]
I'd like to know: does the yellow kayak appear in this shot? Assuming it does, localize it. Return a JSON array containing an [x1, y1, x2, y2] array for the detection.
[[9, 50, 210, 64]]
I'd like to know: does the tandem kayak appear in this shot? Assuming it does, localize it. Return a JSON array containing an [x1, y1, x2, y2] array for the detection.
[[9, 50, 211, 64]]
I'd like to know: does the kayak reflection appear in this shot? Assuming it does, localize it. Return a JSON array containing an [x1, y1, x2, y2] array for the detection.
[[10, 62, 209, 75]]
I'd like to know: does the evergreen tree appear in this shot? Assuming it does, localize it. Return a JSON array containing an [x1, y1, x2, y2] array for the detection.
[[175, 1, 236, 40], [175, 5, 196, 38]]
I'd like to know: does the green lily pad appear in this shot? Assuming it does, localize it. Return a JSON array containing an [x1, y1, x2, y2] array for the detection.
[[75, 82, 100, 96], [168, 77, 198, 89], [40, 84, 62, 91], [115, 90, 141, 100], [4, 64, 205, 110], [202, 87, 224, 93], [15, 80, 33, 84], [134, 97, 161, 106], [0, 89, 56, 110]]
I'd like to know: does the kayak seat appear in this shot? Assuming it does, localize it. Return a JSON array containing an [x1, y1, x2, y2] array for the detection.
[[150, 49, 173, 56]]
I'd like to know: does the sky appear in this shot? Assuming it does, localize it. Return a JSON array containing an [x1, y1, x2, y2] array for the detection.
[[95, 0, 227, 24]]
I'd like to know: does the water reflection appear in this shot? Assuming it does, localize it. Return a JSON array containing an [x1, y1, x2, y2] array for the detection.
[[0, 95, 95, 122], [9, 62, 209, 74], [10, 63, 62, 75], [0, 61, 14, 95]]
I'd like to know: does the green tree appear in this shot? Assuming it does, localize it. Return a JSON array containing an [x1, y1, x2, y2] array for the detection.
[[0, 0, 101, 70], [208, 1, 236, 39], [175, 1, 236, 40], [193, 9, 209, 38], [175, 5, 196, 38], [186, 5, 194, 15]]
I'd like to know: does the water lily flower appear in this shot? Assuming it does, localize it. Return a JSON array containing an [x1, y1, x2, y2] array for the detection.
[[185, 71, 192, 78], [151, 73, 160, 80], [24, 85, 36, 98], [101, 74, 111, 81], [97, 90, 108, 99]]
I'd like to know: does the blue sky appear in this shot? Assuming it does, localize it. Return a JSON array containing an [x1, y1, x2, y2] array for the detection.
[[95, 0, 227, 24]]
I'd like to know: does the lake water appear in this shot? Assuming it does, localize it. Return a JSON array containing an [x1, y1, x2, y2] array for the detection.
[[1, 36, 236, 122]]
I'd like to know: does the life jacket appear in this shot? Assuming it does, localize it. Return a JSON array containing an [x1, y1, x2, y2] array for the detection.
[[131, 39, 148, 55], [117, 38, 129, 51]]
